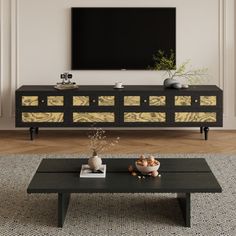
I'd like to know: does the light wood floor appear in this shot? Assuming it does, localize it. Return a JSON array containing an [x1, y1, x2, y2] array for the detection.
[[0, 130, 236, 155]]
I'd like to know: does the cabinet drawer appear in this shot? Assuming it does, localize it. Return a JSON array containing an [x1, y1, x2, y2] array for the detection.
[[73, 112, 115, 123], [124, 112, 166, 122], [22, 96, 38, 106], [200, 96, 217, 106], [124, 96, 140, 106], [174, 95, 218, 107], [47, 96, 64, 106], [22, 112, 64, 123], [175, 96, 191, 106], [98, 96, 115, 106], [175, 112, 217, 122], [123, 95, 166, 107], [73, 95, 115, 107], [22, 95, 64, 107], [149, 96, 166, 106], [73, 96, 90, 106]]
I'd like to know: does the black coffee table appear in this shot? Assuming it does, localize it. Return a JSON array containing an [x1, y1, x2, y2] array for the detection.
[[27, 158, 222, 228]]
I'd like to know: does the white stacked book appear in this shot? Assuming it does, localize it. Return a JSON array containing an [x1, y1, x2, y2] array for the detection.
[[80, 164, 106, 178]]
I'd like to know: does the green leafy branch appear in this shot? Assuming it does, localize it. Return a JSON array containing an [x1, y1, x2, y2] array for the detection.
[[151, 50, 209, 84]]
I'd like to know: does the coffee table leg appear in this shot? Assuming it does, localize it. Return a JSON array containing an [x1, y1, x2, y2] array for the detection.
[[177, 193, 191, 227], [58, 193, 70, 227]]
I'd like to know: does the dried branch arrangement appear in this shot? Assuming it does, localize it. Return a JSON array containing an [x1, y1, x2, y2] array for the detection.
[[88, 128, 120, 155]]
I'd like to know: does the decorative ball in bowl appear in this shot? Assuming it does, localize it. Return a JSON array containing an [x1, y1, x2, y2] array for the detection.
[[135, 155, 160, 175]]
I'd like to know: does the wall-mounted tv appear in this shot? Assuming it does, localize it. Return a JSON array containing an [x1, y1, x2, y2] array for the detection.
[[72, 8, 176, 70]]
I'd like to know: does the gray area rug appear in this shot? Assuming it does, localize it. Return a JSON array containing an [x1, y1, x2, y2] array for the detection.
[[0, 154, 235, 236]]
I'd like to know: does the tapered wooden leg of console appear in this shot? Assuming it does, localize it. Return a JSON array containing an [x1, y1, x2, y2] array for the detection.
[[200, 127, 203, 133], [204, 127, 209, 140], [29, 127, 34, 141]]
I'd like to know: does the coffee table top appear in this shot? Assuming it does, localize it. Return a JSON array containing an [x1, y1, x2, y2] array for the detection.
[[27, 158, 222, 194]]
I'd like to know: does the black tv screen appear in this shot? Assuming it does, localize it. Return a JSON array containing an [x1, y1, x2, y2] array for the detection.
[[72, 8, 176, 70]]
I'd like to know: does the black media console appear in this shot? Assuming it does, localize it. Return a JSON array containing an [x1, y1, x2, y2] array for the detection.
[[15, 85, 223, 140]]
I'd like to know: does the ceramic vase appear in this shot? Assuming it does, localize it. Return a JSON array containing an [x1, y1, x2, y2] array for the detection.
[[163, 78, 178, 88], [88, 153, 102, 171]]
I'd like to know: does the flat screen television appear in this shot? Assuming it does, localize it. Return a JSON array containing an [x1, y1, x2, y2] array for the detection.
[[71, 8, 176, 70]]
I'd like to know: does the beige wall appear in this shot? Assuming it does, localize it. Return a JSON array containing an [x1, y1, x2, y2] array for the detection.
[[0, 0, 235, 129]]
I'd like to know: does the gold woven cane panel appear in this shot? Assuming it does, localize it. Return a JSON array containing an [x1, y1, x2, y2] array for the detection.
[[73, 96, 90, 106], [149, 96, 166, 106], [124, 96, 140, 106], [98, 96, 115, 106], [175, 96, 191, 106], [124, 112, 166, 122], [22, 96, 38, 106], [47, 96, 64, 106], [73, 112, 115, 123], [175, 112, 216, 122], [200, 96, 217, 106], [22, 112, 64, 123]]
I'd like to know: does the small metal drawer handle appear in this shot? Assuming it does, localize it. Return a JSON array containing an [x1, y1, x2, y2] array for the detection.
[[194, 99, 198, 103], [41, 100, 45, 103], [144, 100, 147, 103], [92, 99, 96, 103]]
